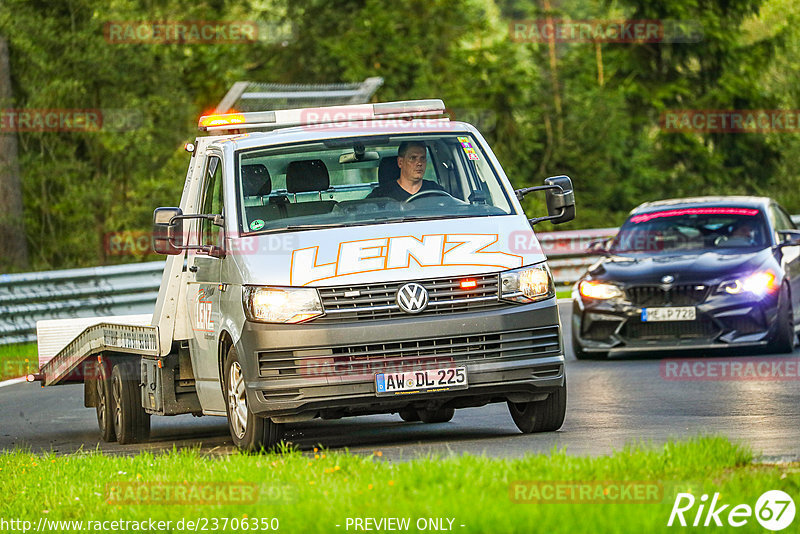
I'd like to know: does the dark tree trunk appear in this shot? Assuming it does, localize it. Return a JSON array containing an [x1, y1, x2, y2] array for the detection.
[[0, 34, 29, 271]]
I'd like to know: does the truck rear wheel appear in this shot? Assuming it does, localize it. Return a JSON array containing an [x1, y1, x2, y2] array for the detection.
[[418, 407, 455, 423], [95, 362, 116, 442], [111, 362, 151, 444], [507, 382, 566, 433], [398, 408, 420, 422], [224, 346, 283, 452]]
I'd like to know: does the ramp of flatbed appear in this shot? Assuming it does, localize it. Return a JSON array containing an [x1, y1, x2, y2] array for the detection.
[[41, 322, 159, 386]]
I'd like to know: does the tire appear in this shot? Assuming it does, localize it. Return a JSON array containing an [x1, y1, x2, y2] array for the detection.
[[507, 382, 567, 433], [398, 408, 420, 422], [223, 346, 283, 452], [417, 407, 455, 424], [572, 329, 607, 360], [111, 362, 150, 444], [767, 284, 795, 354], [95, 361, 116, 442]]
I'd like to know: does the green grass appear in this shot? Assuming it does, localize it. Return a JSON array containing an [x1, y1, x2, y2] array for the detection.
[[0, 342, 37, 381], [1, 437, 797, 533]]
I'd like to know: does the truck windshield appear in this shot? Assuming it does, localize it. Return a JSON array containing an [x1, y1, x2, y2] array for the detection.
[[610, 208, 769, 254], [236, 134, 515, 233]]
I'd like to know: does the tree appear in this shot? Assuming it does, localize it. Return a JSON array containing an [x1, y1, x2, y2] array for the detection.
[[0, 34, 29, 271]]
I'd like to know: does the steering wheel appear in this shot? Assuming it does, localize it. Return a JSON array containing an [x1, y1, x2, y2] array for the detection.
[[404, 189, 454, 203]]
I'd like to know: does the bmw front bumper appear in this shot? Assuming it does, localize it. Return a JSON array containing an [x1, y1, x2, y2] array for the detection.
[[572, 287, 781, 353]]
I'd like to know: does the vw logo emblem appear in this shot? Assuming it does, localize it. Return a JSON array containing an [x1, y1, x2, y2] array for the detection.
[[661, 275, 675, 284], [396, 283, 429, 314]]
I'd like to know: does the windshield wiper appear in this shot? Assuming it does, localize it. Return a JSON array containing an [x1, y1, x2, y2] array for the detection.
[[376, 214, 483, 224]]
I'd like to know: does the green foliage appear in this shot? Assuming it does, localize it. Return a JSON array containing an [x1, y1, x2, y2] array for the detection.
[[0, 0, 797, 269]]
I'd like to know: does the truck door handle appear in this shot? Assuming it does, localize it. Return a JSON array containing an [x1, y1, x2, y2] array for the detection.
[[189, 265, 198, 273]]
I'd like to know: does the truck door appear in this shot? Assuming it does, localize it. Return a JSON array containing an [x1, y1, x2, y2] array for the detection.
[[186, 154, 226, 412]]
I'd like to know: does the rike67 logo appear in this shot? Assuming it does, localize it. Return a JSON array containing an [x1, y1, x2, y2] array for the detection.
[[668, 490, 795, 530]]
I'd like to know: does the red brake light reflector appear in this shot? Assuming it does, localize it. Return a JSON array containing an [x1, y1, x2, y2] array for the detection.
[[630, 208, 759, 224]]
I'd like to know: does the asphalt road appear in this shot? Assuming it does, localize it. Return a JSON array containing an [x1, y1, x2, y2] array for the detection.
[[2, 303, 799, 460]]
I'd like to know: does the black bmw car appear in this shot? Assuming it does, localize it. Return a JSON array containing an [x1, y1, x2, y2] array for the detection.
[[572, 196, 800, 359]]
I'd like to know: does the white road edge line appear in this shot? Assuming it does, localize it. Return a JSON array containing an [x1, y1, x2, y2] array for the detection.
[[0, 377, 27, 388], [557, 298, 572, 304]]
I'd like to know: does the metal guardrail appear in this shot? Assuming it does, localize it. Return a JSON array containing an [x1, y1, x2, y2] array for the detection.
[[0, 262, 163, 345], [541, 227, 617, 286]]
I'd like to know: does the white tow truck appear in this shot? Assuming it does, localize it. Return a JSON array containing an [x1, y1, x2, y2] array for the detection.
[[34, 99, 575, 450]]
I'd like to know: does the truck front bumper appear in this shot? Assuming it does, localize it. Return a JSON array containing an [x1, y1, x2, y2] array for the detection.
[[237, 299, 565, 418]]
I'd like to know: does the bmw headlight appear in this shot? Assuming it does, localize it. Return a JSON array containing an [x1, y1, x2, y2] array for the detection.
[[242, 286, 324, 323], [718, 271, 777, 297], [578, 280, 624, 300], [500, 263, 554, 303]]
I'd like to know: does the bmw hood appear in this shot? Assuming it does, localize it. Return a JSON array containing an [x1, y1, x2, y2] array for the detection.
[[587, 248, 773, 286]]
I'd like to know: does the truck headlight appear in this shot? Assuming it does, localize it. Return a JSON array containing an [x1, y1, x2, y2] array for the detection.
[[578, 280, 624, 300], [718, 270, 777, 297], [500, 263, 554, 303], [243, 286, 324, 323]]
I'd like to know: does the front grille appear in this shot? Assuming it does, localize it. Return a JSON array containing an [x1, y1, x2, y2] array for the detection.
[[316, 273, 507, 322], [258, 326, 561, 379], [626, 285, 709, 306], [622, 319, 718, 340]]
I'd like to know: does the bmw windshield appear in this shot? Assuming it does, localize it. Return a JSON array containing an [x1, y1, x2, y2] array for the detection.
[[236, 134, 515, 234], [610, 207, 769, 254]]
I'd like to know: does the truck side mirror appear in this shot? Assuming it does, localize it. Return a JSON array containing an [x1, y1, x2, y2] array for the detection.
[[543, 175, 575, 225], [153, 207, 184, 255], [515, 175, 576, 226]]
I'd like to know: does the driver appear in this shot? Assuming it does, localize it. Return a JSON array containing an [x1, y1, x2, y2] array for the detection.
[[731, 221, 756, 243], [367, 141, 446, 201]]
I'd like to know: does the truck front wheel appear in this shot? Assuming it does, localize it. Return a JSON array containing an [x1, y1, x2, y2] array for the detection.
[[224, 346, 283, 452], [111, 361, 151, 444], [507, 382, 567, 433]]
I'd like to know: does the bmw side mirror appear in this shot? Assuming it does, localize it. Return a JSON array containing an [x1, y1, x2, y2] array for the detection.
[[778, 230, 800, 247], [587, 237, 612, 255]]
